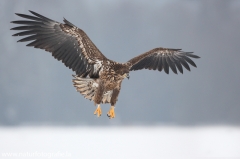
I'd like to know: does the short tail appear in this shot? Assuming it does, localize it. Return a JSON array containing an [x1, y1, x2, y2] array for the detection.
[[72, 75, 113, 104]]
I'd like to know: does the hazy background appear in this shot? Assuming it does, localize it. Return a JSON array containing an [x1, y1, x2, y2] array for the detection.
[[1, 0, 240, 126], [1, 1, 240, 158]]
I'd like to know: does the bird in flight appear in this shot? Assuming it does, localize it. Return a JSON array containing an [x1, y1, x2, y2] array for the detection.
[[11, 11, 200, 119]]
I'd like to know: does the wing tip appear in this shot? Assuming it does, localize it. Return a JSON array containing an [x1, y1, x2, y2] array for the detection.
[[63, 18, 75, 27], [195, 55, 201, 58], [12, 33, 18, 36], [15, 13, 21, 16], [191, 54, 201, 59], [28, 10, 35, 15]]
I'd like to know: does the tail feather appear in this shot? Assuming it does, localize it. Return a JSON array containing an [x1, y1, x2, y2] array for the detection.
[[72, 75, 113, 104]]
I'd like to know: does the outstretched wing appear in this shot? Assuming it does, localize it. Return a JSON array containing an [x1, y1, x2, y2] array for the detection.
[[128, 47, 200, 74], [11, 10, 107, 77]]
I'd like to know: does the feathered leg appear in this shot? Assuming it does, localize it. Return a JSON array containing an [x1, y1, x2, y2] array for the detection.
[[93, 80, 104, 117], [107, 83, 121, 119]]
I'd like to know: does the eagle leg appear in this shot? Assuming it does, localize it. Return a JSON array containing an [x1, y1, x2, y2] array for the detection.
[[107, 106, 115, 119], [94, 104, 102, 117], [107, 85, 121, 119]]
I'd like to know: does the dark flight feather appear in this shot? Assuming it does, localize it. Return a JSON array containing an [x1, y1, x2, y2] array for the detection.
[[129, 47, 200, 74], [11, 10, 107, 77]]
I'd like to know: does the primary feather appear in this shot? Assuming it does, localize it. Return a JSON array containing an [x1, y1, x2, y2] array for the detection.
[[11, 11, 200, 118]]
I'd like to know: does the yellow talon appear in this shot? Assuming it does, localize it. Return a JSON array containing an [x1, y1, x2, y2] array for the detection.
[[107, 106, 115, 119], [94, 104, 102, 117]]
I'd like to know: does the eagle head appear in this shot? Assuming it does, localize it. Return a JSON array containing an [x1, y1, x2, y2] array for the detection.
[[118, 66, 130, 80], [123, 72, 130, 79]]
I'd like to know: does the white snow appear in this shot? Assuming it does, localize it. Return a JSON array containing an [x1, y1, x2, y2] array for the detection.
[[0, 126, 240, 159]]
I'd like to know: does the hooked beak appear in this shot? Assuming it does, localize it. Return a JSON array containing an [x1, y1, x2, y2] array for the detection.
[[126, 73, 130, 79]]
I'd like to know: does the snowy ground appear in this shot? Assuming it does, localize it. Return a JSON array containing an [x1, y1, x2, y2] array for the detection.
[[0, 126, 240, 159]]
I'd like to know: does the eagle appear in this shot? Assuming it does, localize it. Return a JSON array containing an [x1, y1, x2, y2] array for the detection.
[[11, 11, 200, 119]]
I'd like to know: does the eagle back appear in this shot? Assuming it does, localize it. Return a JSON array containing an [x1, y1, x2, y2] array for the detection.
[[99, 62, 129, 89]]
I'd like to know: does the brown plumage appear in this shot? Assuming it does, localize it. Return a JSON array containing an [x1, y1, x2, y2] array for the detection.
[[11, 11, 200, 118]]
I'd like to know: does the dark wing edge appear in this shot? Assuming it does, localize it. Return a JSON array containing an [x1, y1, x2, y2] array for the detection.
[[127, 47, 200, 74], [11, 10, 107, 77]]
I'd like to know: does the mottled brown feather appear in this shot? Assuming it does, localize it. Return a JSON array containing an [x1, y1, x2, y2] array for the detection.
[[11, 10, 107, 77]]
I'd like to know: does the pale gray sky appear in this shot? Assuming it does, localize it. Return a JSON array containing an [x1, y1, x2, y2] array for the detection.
[[0, 0, 239, 126]]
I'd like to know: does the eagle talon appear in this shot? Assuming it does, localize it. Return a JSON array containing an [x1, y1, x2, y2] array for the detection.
[[94, 104, 102, 117], [107, 106, 115, 119]]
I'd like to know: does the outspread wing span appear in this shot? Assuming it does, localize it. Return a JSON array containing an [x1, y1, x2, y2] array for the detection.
[[11, 10, 107, 77], [128, 47, 200, 74]]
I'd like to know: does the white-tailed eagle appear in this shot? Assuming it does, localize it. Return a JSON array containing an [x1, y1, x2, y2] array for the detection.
[[11, 11, 200, 119]]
